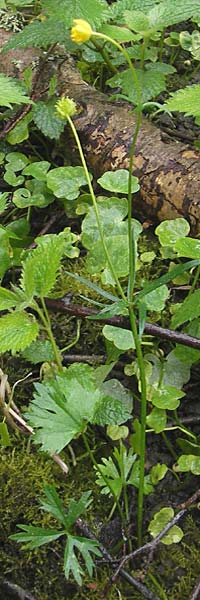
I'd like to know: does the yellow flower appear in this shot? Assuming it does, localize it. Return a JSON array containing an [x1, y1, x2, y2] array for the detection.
[[71, 19, 92, 44], [56, 96, 77, 119]]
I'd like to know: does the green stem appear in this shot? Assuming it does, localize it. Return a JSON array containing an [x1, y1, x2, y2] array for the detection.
[[93, 33, 142, 108], [34, 299, 63, 371], [162, 431, 177, 461], [67, 114, 126, 300], [187, 265, 200, 299], [128, 308, 147, 547], [91, 38, 117, 73], [127, 110, 142, 302]]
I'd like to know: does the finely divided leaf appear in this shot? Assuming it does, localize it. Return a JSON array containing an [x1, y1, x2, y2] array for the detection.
[[10, 524, 64, 549], [64, 535, 101, 586]]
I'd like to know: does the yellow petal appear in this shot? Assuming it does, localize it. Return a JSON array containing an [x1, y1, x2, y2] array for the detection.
[[71, 19, 92, 44]]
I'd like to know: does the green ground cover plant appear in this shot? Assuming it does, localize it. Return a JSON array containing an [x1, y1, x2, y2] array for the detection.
[[0, 1, 200, 599]]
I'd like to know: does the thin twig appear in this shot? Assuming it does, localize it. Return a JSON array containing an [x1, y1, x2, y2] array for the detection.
[[45, 298, 200, 350], [76, 518, 161, 600], [189, 577, 200, 600], [2, 580, 39, 600]]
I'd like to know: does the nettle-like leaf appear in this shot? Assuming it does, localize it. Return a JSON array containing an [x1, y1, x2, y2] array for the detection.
[[42, 0, 107, 27], [165, 84, 200, 118], [0, 311, 39, 353], [26, 363, 133, 454], [81, 197, 142, 284], [33, 100, 65, 140], [21, 231, 77, 298], [0, 74, 31, 107], [107, 66, 169, 105], [106, 0, 160, 23], [1, 18, 68, 51], [148, 507, 183, 545], [148, 0, 200, 30], [0, 192, 9, 214]]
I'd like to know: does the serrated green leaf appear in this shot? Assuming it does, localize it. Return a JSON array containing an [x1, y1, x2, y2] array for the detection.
[[0, 192, 9, 214], [21, 233, 67, 297], [33, 100, 65, 140], [10, 524, 64, 549], [0, 286, 19, 310], [26, 363, 132, 454], [107, 67, 166, 104], [93, 378, 133, 425], [0, 74, 31, 106], [165, 84, 200, 118], [148, 0, 200, 30], [171, 289, 200, 329], [2, 18, 68, 51], [0, 311, 39, 353], [42, 0, 107, 27], [148, 507, 183, 545]]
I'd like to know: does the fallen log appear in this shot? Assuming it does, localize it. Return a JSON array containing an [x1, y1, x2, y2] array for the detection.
[[58, 57, 200, 232], [0, 30, 200, 232]]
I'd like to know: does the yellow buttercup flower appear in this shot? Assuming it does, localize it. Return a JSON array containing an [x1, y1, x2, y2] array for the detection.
[[71, 19, 92, 44], [56, 96, 77, 119]]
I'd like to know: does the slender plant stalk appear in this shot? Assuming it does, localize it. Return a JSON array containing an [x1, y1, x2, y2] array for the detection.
[[128, 307, 147, 546], [91, 37, 118, 74], [67, 115, 126, 301], [34, 298, 63, 371]]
